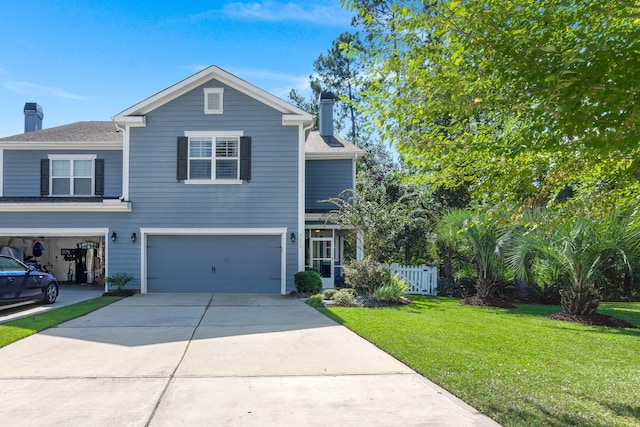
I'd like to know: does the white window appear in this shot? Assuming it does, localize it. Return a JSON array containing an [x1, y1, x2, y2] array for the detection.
[[48, 155, 96, 196], [204, 88, 224, 114], [185, 131, 243, 183]]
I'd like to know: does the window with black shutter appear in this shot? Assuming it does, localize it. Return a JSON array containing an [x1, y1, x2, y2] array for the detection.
[[179, 133, 249, 183], [41, 155, 99, 196], [239, 136, 251, 181]]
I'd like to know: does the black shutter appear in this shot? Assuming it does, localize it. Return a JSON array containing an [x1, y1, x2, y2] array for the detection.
[[40, 159, 49, 196], [239, 136, 251, 181], [177, 136, 188, 181], [94, 159, 105, 196]]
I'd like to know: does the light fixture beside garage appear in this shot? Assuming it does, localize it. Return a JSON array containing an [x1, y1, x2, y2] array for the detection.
[[131, 232, 137, 243], [290, 232, 296, 243], [111, 232, 117, 242]]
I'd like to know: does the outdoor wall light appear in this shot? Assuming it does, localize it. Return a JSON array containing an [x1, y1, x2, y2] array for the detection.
[[290, 232, 296, 243], [111, 232, 117, 242], [131, 232, 137, 243]]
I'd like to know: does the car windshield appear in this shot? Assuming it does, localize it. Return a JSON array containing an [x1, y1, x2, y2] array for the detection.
[[0, 257, 27, 273]]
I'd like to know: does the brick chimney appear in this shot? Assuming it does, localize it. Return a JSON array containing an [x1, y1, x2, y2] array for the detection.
[[24, 102, 43, 133]]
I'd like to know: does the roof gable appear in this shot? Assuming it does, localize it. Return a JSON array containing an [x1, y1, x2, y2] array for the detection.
[[114, 65, 313, 125]]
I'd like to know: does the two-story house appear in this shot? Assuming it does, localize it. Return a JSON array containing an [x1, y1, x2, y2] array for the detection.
[[0, 66, 362, 293]]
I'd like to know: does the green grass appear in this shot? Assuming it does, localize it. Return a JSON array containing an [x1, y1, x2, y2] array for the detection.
[[0, 297, 122, 348], [323, 298, 640, 427]]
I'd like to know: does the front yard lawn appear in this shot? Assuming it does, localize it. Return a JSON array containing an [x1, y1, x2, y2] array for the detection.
[[323, 297, 640, 427], [0, 297, 122, 348]]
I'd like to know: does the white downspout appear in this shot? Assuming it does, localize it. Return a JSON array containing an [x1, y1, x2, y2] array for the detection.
[[298, 122, 314, 273]]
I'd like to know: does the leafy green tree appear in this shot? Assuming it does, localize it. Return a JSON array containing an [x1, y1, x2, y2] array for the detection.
[[344, 0, 640, 214], [324, 169, 433, 263]]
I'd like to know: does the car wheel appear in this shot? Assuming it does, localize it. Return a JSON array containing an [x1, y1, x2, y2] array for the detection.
[[42, 283, 58, 304]]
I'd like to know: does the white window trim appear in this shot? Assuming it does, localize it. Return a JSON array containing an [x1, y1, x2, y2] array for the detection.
[[183, 131, 244, 185], [204, 88, 224, 114], [47, 154, 97, 197], [185, 131, 243, 138]]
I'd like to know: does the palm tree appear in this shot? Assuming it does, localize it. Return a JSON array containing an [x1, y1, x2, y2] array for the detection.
[[508, 212, 640, 316], [436, 209, 509, 299], [597, 208, 640, 299]]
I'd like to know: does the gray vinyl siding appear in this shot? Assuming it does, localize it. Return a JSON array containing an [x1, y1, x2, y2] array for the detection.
[[305, 159, 353, 212], [127, 79, 300, 290], [0, 79, 301, 292], [2, 150, 122, 197]]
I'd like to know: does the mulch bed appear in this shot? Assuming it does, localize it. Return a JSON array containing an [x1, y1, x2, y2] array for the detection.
[[460, 295, 517, 309], [460, 295, 635, 328], [548, 312, 636, 328], [102, 289, 136, 297], [320, 295, 413, 308], [304, 292, 636, 328]]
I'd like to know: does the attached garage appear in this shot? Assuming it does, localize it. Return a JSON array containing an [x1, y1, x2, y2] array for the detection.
[[142, 229, 286, 294]]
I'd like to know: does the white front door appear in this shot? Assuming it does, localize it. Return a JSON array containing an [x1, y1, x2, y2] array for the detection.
[[311, 237, 333, 288]]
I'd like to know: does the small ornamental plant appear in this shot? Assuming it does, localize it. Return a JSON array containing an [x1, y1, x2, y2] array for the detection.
[[294, 270, 323, 295], [104, 273, 136, 296]]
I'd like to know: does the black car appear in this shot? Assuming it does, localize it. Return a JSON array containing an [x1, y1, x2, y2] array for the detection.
[[0, 254, 59, 309]]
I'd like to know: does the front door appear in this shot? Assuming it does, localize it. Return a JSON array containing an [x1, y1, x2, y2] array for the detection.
[[311, 237, 333, 288]]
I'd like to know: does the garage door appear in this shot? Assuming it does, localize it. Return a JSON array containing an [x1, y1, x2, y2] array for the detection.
[[146, 234, 281, 293]]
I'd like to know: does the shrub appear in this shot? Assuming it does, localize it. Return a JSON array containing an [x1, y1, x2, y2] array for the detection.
[[294, 270, 323, 294], [305, 294, 325, 308], [344, 256, 391, 295], [374, 275, 409, 302], [323, 289, 338, 300], [333, 289, 355, 306]]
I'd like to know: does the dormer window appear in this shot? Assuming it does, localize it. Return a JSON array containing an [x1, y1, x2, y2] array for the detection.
[[204, 88, 224, 114]]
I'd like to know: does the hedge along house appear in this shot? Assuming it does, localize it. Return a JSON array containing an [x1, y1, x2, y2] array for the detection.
[[0, 66, 362, 293]]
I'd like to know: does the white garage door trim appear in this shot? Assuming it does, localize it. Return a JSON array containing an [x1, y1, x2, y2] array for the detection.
[[140, 228, 288, 294]]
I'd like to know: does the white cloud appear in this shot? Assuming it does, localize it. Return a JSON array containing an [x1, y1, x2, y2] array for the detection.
[[269, 74, 313, 98], [194, 1, 352, 26], [3, 81, 86, 100]]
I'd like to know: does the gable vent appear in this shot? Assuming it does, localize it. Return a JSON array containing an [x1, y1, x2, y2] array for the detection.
[[204, 88, 224, 114]]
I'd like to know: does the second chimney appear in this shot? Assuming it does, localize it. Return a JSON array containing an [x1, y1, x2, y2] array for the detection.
[[319, 92, 334, 138], [24, 102, 44, 133]]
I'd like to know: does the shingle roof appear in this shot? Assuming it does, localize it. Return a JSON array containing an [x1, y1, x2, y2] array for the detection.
[[0, 121, 123, 142], [305, 131, 364, 156]]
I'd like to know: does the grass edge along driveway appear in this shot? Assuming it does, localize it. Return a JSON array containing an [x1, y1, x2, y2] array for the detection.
[[0, 297, 122, 349], [321, 297, 640, 427]]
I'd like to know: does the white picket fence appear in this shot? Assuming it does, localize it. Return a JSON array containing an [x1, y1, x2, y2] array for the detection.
[[388, 263, 438, 295]]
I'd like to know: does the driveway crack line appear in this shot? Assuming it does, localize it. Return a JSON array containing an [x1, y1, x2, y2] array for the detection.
[[144, 294, 214, 427]]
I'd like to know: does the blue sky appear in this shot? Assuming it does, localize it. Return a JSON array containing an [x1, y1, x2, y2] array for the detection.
[[0, 1, 354, 137]]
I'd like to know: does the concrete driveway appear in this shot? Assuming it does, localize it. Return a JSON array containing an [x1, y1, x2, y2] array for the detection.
[[0, 294, 500, 426]]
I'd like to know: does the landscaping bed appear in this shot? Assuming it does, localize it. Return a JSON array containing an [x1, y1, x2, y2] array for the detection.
[[321, 294, 412, 307]]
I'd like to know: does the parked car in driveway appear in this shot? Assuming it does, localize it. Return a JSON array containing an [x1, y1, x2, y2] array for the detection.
[[0, 255, 58, 309]]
